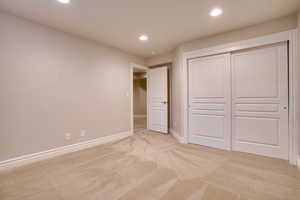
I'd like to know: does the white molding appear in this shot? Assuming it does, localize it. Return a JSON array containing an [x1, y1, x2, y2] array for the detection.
[[288, 29, 298, 165], [182, 29, 298, 165], [0, 131, 132, 171], [147, 71, 150, 130], [184, 30, 293, 59], [130, 65, 134, 135], [134, 115, 147, 118], [170, 129, 188, 144]]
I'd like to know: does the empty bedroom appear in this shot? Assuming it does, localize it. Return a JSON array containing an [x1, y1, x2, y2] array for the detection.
[[0, 0, 300, 200]]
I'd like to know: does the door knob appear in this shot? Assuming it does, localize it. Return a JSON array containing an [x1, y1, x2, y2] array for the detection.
[[161, 101, 168, 104]]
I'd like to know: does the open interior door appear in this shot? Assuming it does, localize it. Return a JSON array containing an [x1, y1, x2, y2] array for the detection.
[[147, 67, 168, 133]]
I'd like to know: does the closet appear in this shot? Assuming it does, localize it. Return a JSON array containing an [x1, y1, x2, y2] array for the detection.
[[188, 42, 289, 159]]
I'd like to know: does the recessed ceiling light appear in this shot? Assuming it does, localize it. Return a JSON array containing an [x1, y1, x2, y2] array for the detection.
[[56, 0, 70, 4], [139, 35, 148, 41], [210, 8, 223, 17]]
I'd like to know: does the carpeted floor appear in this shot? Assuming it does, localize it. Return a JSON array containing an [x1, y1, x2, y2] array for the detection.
[[134, 116, 147, 130], [0, 126, 300, 200]]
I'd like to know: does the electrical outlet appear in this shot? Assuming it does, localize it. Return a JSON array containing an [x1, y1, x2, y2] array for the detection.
[[81, 130, 86, 137], [65, 133, 71, 140]]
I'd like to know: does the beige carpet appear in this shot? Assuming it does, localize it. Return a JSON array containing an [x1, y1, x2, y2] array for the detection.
[[134, 116, 147, 130], [0, 129, 300, 200]]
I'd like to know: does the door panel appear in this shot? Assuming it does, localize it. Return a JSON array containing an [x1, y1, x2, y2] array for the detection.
[[148, 67, 168, 133], [188, 54, 231, 150], [232, 43, 289, 159], [233, 48, 279, 98], [191, 115, 225, 139], [235, 117, 279, 145]]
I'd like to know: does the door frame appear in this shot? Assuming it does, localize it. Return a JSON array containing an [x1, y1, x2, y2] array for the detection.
[[181, 29, 299, 165], [130, 63, 148, 134]]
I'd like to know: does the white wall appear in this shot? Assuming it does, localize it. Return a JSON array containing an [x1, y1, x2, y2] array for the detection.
[[145, 52, 174, 67], [171, 14, 298, 136], [169, 48, 182, 135], [0, 12, 144, 162], [181, 14, 297, 52]]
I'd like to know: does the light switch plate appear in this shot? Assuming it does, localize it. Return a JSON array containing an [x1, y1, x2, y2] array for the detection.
[[65, 133, 71, 140]]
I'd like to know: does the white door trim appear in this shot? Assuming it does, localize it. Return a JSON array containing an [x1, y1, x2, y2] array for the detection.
[[130, 63, 148, 133], [182, 29, 299, 165]]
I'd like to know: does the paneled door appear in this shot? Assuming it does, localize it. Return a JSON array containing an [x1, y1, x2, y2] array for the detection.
[[231, 43, 289, 159], [148, 67, 168, 133], [188, 54, 231, 150]]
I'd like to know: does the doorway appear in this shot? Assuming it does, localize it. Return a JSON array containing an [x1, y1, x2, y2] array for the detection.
[[130, 64, 148, 133], [133, 70, 147, 131], [130, 64, 170, 135]]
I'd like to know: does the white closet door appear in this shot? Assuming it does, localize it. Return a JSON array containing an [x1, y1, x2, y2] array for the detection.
[[231, 43, 289, 159], [188, 54, 231, 150], [148, 67, 168, 133]]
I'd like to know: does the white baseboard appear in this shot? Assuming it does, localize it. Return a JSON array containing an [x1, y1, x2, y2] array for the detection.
[[297, 156, 300, 171], [170, 129, 188, 144], [0, 131, 132, 172], [134, 115, 147, 118]]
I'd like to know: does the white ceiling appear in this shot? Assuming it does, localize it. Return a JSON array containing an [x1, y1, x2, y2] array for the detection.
[[0, 0, 299, 58]]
